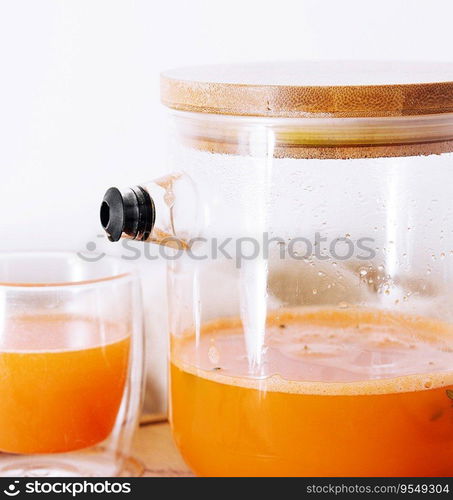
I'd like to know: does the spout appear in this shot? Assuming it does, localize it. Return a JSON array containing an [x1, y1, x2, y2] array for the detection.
[[100, 173, 197, 249], [101, 186, 155, 242]]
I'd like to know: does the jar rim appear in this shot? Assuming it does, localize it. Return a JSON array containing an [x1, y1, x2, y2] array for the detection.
[[171, 110, 453, 160]]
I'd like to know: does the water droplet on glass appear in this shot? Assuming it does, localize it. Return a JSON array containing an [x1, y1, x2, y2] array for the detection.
[[208, 345, 220, 365]]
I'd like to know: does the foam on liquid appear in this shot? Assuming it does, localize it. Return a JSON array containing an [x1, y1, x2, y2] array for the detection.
[[172, 308, 453, 395], [0, 314, 129, 353]]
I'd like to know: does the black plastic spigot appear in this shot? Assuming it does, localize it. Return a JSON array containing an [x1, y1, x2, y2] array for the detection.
[[100, 186, 155, 242]]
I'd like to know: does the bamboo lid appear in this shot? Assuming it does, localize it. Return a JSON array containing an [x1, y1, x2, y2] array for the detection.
[[161, 61, 453, 158], [161, 61, 453, 118]]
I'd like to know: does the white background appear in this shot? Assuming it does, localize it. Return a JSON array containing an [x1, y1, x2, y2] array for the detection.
[[1, 0, 452, 410]]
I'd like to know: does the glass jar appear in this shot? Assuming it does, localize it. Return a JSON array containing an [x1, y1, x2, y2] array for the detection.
[[101, 61, 453, 477]]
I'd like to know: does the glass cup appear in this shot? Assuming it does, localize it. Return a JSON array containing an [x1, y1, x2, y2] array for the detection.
[[0, 252, 144, 477]]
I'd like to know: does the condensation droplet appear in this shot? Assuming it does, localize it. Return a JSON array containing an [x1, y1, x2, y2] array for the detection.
[[208, 345, 220, 365]]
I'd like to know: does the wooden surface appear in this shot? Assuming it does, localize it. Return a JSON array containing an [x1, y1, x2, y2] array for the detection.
[[131, 418, 193, 477]]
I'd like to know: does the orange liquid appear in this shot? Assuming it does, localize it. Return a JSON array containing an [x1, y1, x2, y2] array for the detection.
[[0, 314, 130, 454], [170, 309, 453, 476]]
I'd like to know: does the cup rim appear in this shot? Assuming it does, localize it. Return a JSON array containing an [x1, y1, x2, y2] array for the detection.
[[0, 251, 138, 289]]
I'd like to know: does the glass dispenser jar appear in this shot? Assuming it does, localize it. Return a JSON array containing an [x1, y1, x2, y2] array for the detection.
[[101, 61, 453, 477]]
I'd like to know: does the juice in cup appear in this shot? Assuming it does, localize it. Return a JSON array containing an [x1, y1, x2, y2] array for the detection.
[[170, 309, 453, 477], [0, 314, 130, 454]]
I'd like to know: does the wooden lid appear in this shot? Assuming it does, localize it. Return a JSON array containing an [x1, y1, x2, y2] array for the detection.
[[161, 61, 453, 118]]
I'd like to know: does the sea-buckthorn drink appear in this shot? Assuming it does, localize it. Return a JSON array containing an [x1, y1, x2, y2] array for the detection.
[[170, 309, 453, 477], [0, 314, 130, 454]]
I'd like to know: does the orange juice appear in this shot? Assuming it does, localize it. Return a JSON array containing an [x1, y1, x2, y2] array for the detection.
[[170, 309, 453, 476], [0, 314, 130, 454]]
